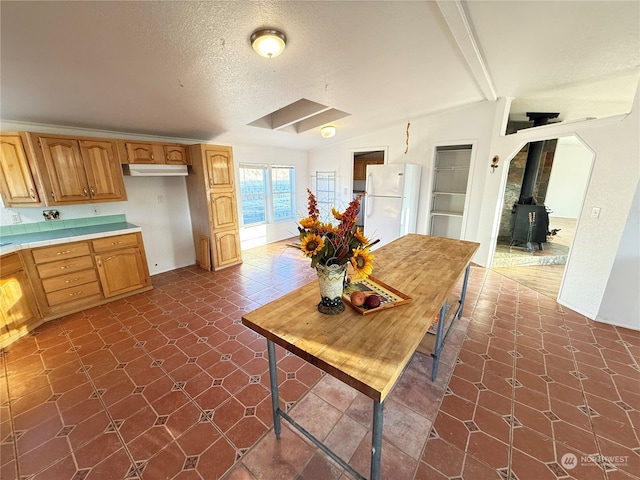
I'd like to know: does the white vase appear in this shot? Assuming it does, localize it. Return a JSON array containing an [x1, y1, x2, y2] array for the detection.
[[316, 263, 347, 314]]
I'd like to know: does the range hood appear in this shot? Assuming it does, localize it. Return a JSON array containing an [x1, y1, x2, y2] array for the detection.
[[123, 164, 188, 176]]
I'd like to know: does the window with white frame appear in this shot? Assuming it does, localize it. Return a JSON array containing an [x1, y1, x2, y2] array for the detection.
[[239, 164, 268, 225], [314, 171, 336, 224], [271, 165, 295, 221]]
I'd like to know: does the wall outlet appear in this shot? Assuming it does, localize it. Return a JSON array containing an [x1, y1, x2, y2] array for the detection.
[[43, 209, 60, 221], [591, 207, 601, 218], [10, 213, 21, 224]]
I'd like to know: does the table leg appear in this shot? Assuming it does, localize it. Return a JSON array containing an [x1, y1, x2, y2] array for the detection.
[[266, 340, 281, 439], [458, 264, 471, 320], [431, 303, 447, 381], [370, 400, 384, 480]]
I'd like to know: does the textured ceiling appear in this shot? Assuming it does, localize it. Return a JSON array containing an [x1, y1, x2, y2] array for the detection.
[[1, 1, 638, 150]]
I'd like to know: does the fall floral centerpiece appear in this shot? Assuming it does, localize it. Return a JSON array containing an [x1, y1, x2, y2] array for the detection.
[[289, 189, 378, 314]]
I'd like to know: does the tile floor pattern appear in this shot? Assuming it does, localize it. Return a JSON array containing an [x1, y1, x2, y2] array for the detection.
[[0, 240, 638, 480]]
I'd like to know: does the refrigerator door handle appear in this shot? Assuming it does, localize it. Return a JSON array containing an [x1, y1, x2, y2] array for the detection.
[[366, 195, 373, 218], [366, 172, 372, 196], [395, 172, 403, 193]]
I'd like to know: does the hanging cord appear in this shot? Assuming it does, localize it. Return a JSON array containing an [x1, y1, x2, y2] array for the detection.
[[404, 122, 410, 154]]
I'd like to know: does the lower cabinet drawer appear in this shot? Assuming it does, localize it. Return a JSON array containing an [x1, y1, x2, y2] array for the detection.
[[92, 233, 139, 253], [41, 269, 97, 293], [31, 242, 91, 264], [45, 281, 101, 307], [36, 255, 94, 279]]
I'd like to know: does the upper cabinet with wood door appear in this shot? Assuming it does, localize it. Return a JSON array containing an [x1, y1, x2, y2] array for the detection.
[[203, 147, 234, 191], [0, 132, 44, 207], [117, 140, 191, 165], [32, 133, 127, 205]]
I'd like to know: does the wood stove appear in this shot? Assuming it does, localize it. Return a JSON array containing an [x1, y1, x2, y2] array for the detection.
[[510, 112, 558, 252]]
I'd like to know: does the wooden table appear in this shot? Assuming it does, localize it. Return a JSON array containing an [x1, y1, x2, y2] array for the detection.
[[242, 234, 479, 480]]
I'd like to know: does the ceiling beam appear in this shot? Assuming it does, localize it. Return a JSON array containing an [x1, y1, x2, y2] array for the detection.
[[436, 0, 497, 101]]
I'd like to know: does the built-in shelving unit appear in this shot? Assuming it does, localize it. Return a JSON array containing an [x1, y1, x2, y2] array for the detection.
[[429, 145, 472, 239]]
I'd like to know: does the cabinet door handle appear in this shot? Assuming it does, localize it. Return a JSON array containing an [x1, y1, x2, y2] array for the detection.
[[56, 250, 72, 256], [150, 153, 154, 160], [29, 188, 36, 199], [83, 187, 89, 197], [90, 187, 95, 196], [51, 191, 55, 199]]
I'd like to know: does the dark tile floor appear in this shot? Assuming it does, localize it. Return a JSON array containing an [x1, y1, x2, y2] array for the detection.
[[1, 240, 638, 480]]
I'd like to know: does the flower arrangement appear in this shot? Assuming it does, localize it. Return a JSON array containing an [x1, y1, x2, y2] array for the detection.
[[290, 189, 378, 278]]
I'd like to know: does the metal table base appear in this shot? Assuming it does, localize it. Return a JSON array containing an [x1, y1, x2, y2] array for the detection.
[[267, 341, 383, 480]]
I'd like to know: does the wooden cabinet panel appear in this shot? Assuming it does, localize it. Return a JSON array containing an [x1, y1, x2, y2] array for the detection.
[[0, 133, 42, 206], [31, 241, 91, 264], [79, 140, 126, 202], [124, 142, 158, 164], [96, 247, 149, 298], [1, 253, 40, 348], [204, 148, 234, 190], [164, 145, 190, 165], [213, 229, 242, 269], [34, 134, 126, 205], [41, 269, 97, 293], [209, 192, 237, 230], [35, 255, 95, 280], [45, 281, 101, 307], [92, 233, 139, 253], [38, 136, 88, 203]]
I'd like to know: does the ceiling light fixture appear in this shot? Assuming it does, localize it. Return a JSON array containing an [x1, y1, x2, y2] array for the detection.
[[320, 126, 336, 138], [251, 29, 287, 58]]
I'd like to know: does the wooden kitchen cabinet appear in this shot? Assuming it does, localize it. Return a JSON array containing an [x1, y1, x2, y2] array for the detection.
[[117, 140, 191, 165], [0, 132, 44, 207], [212, 228, 242, 269], [19, 231, 152, 328], [186, 144, 242, 271], [353, 157, 384, 180], [32, 134, 127, 205], [93, 232, 151, 298], [25, 240, 102, 317], [0, 253, 41, 348]]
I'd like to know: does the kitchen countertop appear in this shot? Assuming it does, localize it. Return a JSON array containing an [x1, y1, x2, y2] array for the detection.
[[0, 222, 142, 256]]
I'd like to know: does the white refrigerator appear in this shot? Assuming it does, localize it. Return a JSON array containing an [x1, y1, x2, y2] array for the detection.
[[364, 163, 422, 248]]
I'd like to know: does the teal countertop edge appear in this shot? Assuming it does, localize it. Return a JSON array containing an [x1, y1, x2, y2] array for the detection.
[[0, 216, 141, 255]]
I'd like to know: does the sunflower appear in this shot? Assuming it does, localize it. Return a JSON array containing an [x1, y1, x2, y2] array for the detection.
[[299, 217, 316, 229], [331, 207, 343, 221], [300, 234, 324, 258], [354, 227, 368, 245], [350, 247, 374, 278]]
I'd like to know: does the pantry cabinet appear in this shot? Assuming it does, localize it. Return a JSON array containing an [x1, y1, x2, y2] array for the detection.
[[186, 144, 242, 271], [32, 134, 127, 205], [0, 132, 44, 207], [0, 253, 40, 348]]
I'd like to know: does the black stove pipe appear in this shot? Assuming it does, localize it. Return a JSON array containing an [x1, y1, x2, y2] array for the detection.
[[517, 112, 559, 205]]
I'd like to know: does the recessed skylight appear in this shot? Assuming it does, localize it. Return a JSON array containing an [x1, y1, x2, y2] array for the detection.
[[248, 98, 350, 134]]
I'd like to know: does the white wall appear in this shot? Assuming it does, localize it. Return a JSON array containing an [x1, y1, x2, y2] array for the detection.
[[597, 179, 640, 330], [544, 137, 593, 219]]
